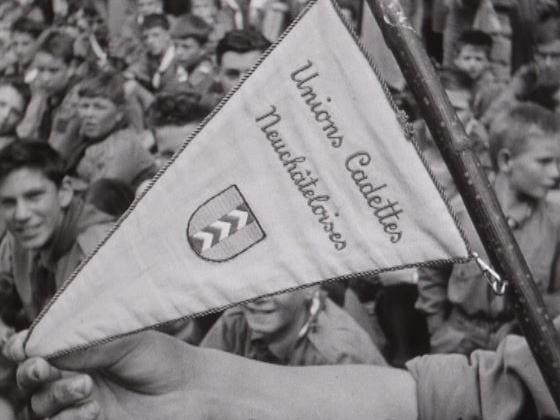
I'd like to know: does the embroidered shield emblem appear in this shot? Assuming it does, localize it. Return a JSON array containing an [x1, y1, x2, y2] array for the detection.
[[187, 185, 265, 262]]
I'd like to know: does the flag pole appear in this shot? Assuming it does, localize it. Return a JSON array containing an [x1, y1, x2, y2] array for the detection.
[[365, 0, 560, 407]]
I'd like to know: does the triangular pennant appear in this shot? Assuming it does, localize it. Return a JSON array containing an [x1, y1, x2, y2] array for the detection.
[[26, 0, 470, 358]]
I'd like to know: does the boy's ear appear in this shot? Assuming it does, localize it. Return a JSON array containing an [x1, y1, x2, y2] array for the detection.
[[57, 176, 74, 209], [496, 148, 513, 173]]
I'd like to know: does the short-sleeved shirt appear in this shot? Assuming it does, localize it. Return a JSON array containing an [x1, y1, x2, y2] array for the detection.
[[201, 297, 386, 366]]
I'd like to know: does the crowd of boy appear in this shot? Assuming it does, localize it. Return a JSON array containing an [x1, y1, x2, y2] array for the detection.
[[0, 0, 560, 419]]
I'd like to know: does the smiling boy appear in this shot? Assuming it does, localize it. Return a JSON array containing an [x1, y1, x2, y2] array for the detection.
[[0, 141, 115, 416], [0, 142, 114, 331], [417, 103, 560, 355], [201, 288, 386, 366]]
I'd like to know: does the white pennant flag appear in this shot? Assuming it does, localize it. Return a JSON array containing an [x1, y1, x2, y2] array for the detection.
[[26, 0, 470, 358]]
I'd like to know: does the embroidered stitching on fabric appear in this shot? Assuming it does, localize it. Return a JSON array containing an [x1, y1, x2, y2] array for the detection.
[[27, 0, 472, 359]]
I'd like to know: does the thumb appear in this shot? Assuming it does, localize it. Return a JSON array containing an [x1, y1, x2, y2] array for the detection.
[[4, 330, 28, 363]]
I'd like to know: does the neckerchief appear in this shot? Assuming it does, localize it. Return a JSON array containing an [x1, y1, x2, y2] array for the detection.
[[152, 45, 176, 90], [249, 290, 325, 363]]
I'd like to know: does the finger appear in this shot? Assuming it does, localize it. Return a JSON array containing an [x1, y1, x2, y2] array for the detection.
[[3, 330, 28, 362], [30, 374, 93, 418], [51, 401, 101, 420], [16, 357, 62, 392]]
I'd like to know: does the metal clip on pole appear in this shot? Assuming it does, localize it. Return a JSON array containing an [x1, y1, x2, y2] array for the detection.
[[473, 252, 507, 295]]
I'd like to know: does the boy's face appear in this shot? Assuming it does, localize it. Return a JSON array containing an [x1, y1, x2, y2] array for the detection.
[[174, 37, 202, 65], [142, 26, 172, 56], [535, 40, 560, 68], [12, 31, 35, 67], [454, 45, 489, 81], [136, 0, 163, 17], [506, 136, 560, 200], [78, 96, 122, 140], [0, 85, 25, 136], [219, 50, 261, 93], [31, 51, 71, 95], [242, 290, 309, 342], [0, 168, 71, 250], [154, 122, 199, 169]]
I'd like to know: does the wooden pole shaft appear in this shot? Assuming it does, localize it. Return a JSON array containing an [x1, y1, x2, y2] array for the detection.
[[365, 0, 560, 408]]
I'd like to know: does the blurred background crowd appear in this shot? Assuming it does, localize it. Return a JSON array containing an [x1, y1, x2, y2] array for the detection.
[[2, 0, 560, 417]]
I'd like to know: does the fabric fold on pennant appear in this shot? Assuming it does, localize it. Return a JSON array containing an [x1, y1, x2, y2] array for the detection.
[[26, 0, 470, 358]]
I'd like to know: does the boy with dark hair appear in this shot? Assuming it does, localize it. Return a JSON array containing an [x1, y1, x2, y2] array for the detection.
[[0, 141, 114, 326], [8, 17, 44, 79], [170, 14, 214, 90], [15, 30, 81, 148], [202, 28, 270, 107], [453, 30, 493, 82], [534, 12, 560, 69], [125, 13, 187, 93], [0, 17, 43, 79], [215, 28, 270, 68], [452, 29, 503, 119], [416, 103, 560, 355], [216, 28, 270, 93], [171, 14, 211, 65], [147, 90, 211, 169], [0, 141, 114, 417]]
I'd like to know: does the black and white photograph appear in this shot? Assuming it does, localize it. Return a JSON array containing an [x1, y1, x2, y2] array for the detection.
[[0, 0, 560, 418]]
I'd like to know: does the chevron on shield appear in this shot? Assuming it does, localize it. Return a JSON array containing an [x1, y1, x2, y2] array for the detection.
[[187, 185, 265, 261], [191, 203, 256, 253]]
